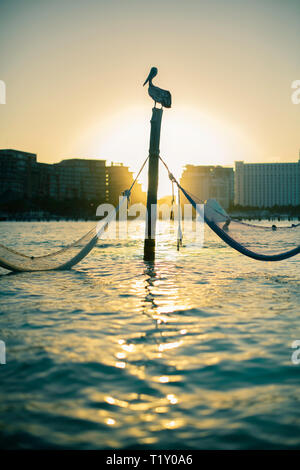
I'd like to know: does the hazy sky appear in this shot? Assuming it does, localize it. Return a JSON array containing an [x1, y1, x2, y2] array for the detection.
[[1, 0, 300, 193]]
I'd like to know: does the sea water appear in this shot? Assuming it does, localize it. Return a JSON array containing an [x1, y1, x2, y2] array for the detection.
[[0, 220, 300, 449]]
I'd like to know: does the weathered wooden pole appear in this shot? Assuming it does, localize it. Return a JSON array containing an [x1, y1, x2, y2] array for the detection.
[[143, 66, 171, 260], [144, 107, 163, 261]]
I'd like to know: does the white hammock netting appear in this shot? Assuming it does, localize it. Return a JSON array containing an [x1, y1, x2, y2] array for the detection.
[[0, 195, 128, 272], [1, 155, 300, 272], [180, 187, 300, 262]]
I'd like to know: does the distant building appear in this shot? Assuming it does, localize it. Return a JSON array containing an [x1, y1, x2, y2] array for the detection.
[[53, 159, 107, 201], [0, 149, 145, 208], [0, 149, 36, 199], [107, 162, 146, 207], [0, 149, 108, 202], [234, 160, 300, 207], [180, 165, 234, 209]]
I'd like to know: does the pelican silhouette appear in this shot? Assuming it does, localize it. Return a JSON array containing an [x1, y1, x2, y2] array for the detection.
[[143, 67, 172, 108]]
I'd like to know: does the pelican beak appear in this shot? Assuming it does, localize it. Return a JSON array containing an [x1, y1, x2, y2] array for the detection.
[[143, 71, 151, 86]]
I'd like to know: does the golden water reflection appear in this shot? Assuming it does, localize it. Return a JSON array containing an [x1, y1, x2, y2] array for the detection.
[[2, 221, 299, 448]]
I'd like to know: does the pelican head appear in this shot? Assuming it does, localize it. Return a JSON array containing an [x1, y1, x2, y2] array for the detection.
[[143, 67, 158, 86]]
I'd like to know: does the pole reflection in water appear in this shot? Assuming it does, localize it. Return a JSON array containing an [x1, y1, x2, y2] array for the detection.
[[1, 220, 300, 449]]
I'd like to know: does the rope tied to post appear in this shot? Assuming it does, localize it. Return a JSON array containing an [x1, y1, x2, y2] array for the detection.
[[159, 155, 300, 261]]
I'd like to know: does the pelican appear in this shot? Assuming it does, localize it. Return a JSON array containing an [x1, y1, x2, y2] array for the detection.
[[143, 67, 172, 108]]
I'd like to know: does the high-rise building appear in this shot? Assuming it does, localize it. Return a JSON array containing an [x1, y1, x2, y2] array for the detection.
[[0, 150, 108, 202], [0, 149, 145, 209], [180, 165, 234, 209], [0, 149, 36, 199], [106, 162, 146, 207], [234, 160, 300, 207], [53, 159, 107, 201]]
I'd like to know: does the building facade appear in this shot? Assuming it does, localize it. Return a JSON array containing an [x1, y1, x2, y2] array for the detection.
[[53, 159, 107, 201], [0, 149, 145, 207], [0, 149, 36, 199], [106, 163, 146, 207], [234, 161, 300, 207], [180, 164, 234, 209]]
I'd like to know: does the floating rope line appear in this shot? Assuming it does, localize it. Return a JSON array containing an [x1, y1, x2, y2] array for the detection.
[[159, 156, 300, 261]]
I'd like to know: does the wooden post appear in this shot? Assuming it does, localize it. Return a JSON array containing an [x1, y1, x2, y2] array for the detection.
[[144, 107, 163, 261]]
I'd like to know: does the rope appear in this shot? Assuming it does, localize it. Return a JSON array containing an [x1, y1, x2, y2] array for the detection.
[[159, 156, 299, 231], [159, 156, 183, 248], [128, 156, 149, 193], [0, 156, 150, 272], [177, 186, 183, 250], [159, 156, 180, 187], [179, 183, 300, 261], [159, 155, 300, 261], [170, 180, 175, 221]]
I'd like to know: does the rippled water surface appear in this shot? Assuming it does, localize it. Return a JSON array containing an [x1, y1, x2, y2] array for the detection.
[[1, 220, 300, 449]]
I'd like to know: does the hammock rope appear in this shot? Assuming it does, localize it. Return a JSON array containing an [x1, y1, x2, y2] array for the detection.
[[159, 156, 300, 262], [177, 185, 183, 251], [0, 157, 149, 272], [1, 152, 299, 272], [181, 186, 300, 231]]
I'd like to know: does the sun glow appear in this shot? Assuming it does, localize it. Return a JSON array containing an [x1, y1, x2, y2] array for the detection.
[[77, 105, 258, 197]]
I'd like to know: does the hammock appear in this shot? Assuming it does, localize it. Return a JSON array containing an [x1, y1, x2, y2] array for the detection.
[[0, 156, 149, 273], [0, 194, 128, 273], [158, 156, 300, 262], [179, 186, 300, 261], [1, 152, 299, 272]]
